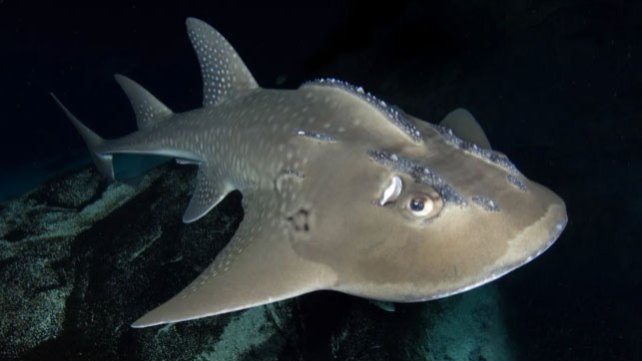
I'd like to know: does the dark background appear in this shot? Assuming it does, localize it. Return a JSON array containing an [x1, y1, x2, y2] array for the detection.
[[1, 0, 640, 360]]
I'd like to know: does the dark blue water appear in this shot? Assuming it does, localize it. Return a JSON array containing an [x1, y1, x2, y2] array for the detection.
[[1, 0, 639, 360]]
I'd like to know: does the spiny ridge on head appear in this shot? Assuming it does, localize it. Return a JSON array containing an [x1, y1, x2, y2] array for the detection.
[[304, 78, 423, 144]]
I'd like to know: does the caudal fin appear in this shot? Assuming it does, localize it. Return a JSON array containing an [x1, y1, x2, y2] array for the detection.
[[51, 94, 115, 181]]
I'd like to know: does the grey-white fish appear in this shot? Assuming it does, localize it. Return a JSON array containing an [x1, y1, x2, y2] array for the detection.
[[53, 18, 567, 328]]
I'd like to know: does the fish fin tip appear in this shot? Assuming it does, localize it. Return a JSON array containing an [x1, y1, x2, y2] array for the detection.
[[185, 17, 258, 107], [51, 93, 115, 180], [135, 189, 335, 326], [114, 74, 173, 129], [182, 167, 232, 223]]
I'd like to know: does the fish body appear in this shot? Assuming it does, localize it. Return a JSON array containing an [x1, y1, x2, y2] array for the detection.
[[54, 18, 567, 327]]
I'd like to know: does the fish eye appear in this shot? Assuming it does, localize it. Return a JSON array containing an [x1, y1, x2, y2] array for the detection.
[[408, 196, 432, 216], [405, 192, 443, 218]]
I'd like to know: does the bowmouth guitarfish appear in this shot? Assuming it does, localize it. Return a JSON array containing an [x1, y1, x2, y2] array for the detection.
[[53, 18, 567, 327]]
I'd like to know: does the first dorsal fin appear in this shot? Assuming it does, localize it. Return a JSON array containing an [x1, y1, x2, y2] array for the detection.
[[114, 74, 173, 129], [186, 18, 258, 107], [132, 189, 334, 327], [440, 108, 492, 150]]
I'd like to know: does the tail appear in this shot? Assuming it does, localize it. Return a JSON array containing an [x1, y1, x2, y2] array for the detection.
[[51, 94, 115, 181]]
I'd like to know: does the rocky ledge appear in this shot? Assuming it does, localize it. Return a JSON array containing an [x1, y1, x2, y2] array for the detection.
[[1, 164, 512, 360]]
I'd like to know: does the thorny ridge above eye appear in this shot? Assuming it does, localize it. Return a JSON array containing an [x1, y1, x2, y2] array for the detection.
[[378, 175, 444, 219]]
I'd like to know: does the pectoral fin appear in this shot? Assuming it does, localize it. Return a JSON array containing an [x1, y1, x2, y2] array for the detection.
[[182, 166, 233, 223], [132, 189, 335, 327]]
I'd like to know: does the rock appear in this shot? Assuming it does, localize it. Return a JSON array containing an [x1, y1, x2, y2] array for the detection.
[[0, 164, 301, 361], [1, 164, 511, 360], [0, 165, 161, 359]]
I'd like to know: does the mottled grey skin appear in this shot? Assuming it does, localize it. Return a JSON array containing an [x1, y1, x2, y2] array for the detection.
[[54, 18, 567, 327]]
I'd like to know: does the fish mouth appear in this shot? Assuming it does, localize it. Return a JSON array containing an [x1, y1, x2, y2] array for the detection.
[[484, 202, 568, 286], [418, 202, 568, 302]]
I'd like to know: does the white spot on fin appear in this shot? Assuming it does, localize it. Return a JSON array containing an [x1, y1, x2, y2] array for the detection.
[[131, 189, 335, 327], [186, 18, 258, 107], [114, 74, 173, 130], [183, 166, 233, 223]]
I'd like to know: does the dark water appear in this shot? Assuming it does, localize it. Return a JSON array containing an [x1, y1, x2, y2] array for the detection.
[[1, 0, 640, 360]]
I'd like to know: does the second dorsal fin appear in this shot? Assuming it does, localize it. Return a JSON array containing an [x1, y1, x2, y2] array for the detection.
[[114, 74, 173, 130], [186, 18, 258, 107]]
